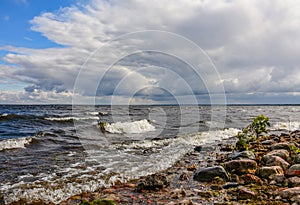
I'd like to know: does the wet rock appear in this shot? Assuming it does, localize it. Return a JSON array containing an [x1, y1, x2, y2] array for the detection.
[[229, 151, 256, 160], [136, 173, 169, 192], [264, 155, 290, 171], [197, 191, 213, 198], [237, 187, 256, 200], [279, 187, 300, 199], [288, 176, 300, 187], [270, 142, 293, 151], [187, 164, 197, 171], [194, 146, 202, 152], [194, 145, 215, 152], [0, 193, 4, 205], [286, 164, 300, 177], [263, 149, 290, 161], [193, 166, 229, 182], [225, 159, 257, 174], [258, 166, 284, 179], [223, 182, 239, 189]]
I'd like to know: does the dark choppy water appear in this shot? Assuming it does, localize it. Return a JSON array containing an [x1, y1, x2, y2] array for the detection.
[[0, 105, 299, 204]]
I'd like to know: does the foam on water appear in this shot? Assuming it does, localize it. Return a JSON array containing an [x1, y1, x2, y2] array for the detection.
[[0, 137, 33, 151], [45, 116, 99, 122], [103, 119, 155, 134], [271, 121, 300, 132], [1, 128, 240, 204]]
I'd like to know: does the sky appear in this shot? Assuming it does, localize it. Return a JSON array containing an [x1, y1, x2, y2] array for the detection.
[[0, 0, 300, 104]]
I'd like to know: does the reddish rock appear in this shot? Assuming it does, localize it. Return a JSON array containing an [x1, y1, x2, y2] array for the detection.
[[265, 155, 290, 171], [279, 187, 300, 199], [286, 164, 300, 177], [237, 187, 256, 200], [240, 174, 263, 185], [288, 176, 300, 187], [225, 159, 257, 174], [263, 149, 290, 161]]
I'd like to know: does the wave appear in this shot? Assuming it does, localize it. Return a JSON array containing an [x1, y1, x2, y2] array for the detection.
[[45, 116, 99, 122], [271, 121, 300, 132], [85, 111, 109, 116], [100, 119, 155, 134], [0, 137, 33, 151], [1, 128, 240, 204]]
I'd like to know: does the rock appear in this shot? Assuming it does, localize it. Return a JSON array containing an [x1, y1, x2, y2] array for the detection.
[[279, 187, 300, 199], [179, 172, 190, 180], [220, 144, 234, 152], [136, 173, 169, 192], [193, 166, 229, 182], [197, 191, 213, 198], [237, 187, 256, 200], [229, 151, 256, 160], [258, 166, 284, 179], [187, 164, 197, 171], [263, 149, 290, 161], [269, 174, 285, 184], [0, 193, 4, 205], [194, 145, 215, 152], [293, 154, 300, 164], [286, 164, 300, 177], [225, 159, 257, 174], [240, 174, 263, 185], [270, 142, 293, 151], [264, 155, 290, 171], [288, 176, 300, 187], [223, 182, 239, 189], [261, 139, 274, 145]]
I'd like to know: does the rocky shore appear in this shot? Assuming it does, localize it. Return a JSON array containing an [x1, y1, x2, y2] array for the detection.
[[55, 129, 300, 205]]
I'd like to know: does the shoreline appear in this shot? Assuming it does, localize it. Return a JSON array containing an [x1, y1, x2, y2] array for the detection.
[[7, 129, 300, 205]]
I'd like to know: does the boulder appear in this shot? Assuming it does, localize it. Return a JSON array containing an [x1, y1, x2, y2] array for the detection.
[[270, 142, 293, 151], [258, 166, 284, 179], [193, 166, 229, 182], [279, 187, 300, 199], [229, 151, 256, 160], [286, 164, 300, 177], [136, 173, 169, 192], [263, 149, 289, 161], [288, 176, 300, 187], [264, 155, 290, 171], [293, 154, 300, 164], [225, 159, 257, 174]]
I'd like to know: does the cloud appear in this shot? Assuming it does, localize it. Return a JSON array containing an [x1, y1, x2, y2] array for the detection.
[[1, 0, 300, 104]]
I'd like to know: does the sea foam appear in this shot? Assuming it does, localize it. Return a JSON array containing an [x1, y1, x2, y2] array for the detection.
[[103, 119, 155, 134], [0, 137, 33, 151]]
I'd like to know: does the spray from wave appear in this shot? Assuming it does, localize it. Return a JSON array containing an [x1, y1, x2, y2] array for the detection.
[[100, 119, 155, 134]]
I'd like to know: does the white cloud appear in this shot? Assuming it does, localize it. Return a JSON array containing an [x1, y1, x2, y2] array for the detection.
[[1, 0, 300, 104]]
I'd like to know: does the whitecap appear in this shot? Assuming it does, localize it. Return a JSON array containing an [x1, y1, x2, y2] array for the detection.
[[102, 119, 155, 134], [0, 137, 33, 151]]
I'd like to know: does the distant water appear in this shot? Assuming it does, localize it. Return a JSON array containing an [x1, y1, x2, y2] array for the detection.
[[0, 105, 299, 204]]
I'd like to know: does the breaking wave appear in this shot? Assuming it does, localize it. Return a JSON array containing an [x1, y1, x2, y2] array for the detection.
[[101, 119, 155, 134], [45, 116, 99, 122], [0, 137, 33, 151]]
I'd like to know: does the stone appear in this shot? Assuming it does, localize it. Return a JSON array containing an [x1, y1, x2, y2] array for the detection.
[[269, 174, 285, 184], [288, 176, 300, 187], [179, 172, 190, 180], [240, 174, 263, 185], [193, 166, 229, 182], [225, 159, 257, 174], [229, 151, 256, 160], [263, 149, 290, 161], [258, 166, 284, 179], [279, 187, 300, 199], [136, 173, 169, 192], [286, 164, 300, 177], [293, 154, 300, 164], [223, 182, 239, 189], [197, 191, 213, 198], [237, 187, 256, 200], [264, 155, 290, 171], [261, 139, 274, 145], [270, 142, 293, 151]]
